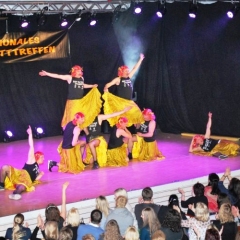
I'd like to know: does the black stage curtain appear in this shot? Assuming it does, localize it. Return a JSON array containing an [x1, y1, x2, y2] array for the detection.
[[0, 1, 239, 141]]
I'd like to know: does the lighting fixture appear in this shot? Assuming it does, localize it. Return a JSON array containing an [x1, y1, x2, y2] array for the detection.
[[3, 130, 14, 142], [156, 0, 167, 18], [189, 1, 198, 19], [37, 6, 48, 26], [134, 3, 142, 14], [33, 127, 45, 139], [20, 16, 29, 28], [89, 13, 97, 26], [60, 14, 68, 27], [227, 4, 239, 18]]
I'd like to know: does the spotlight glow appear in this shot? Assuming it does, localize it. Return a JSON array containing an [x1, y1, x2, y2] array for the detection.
[[189, 13, 196, 18], [21, 21, 29, 28], [134, 7, 142, 14], [227, 11, 234, 18], [6, 131, 13, 137], [156, 11, 163, 18], [61, 20, 68, 27], [90, 20, 97, 26], [36, 127, 44, 134]]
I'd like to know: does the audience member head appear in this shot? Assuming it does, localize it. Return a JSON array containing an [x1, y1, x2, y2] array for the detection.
[[96, 195, 110, 217], [12, 214, 25, 240], [124, 226, 139, 240], [142, 187, 153, 201], [116, 195, 127, 208], [103, 219, 122, 240], [90, 209, 102, 225], [45, 204, 61, 222], [205, 224, 221, 240], [13, 213, 24, 226], [194, 202, 209, 222], [114, 188, 128, 199], [142, 207, 161, 235], [34, 151, 44, 164], [59, 227, 73, 240], [168, 194, 180, 208], [44, 221, 59, 240], [151, 230, 166, 240], [218, 203, 234, 223], [228, 177, 240, 200], [161, 208, 181, 232], [82, 234, 95, 240], [66, 207, 80, 227], [193, 182, 205, 197], [208, 173, 220, 195], [217, 193, 231, 209]]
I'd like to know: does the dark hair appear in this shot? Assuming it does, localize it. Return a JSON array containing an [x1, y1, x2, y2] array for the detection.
[[205, 227, 220, 240], [102, 219, 123, 240], [45, 204, 61, 222], [142, 187, 153, 201], [208, 173, 220, 195], [228, 178, 240, 199], [193, 182, 205, 197], [168, 194, 179, 208], [90, 209, 102, 224], [161, 209, 181, 232], [217, 193, 231, 209]]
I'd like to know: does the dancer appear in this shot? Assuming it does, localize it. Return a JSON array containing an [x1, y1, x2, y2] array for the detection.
[[103, 54, 145, 128], [0, 126, 44, 200], [189, 112, 239, 158], [132, 108, 165, 161], [83, 106, 132, 169], [48, 112, 86, 174], [106, 117, 134, 167], [39, 65, 100, 128]]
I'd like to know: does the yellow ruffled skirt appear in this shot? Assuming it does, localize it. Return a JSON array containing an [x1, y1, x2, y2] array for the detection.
[[132, 135, 165, 161], [57, 142, 85, 174], [193, 140, 239, 157], [83, 136, 107, 167], [106, 144, 129, 167], [61, 87, 103, 128], [102, 92, 144, 127], [4, 166, 39, 192]]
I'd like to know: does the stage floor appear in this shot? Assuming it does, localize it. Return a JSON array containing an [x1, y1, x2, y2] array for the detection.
[[0, 130, 239, 217]]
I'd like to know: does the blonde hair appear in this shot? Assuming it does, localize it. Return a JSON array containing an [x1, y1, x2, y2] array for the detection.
[[218, 203, 234, 224], [82, 234, 95, 240], [45, 221, 59, 240], [96, 196, 111, 217], [125, 226, 139, 240], [151, 230, 166, 240], [195, 202, 209, 222], [114, 188, 128, 198], [116, 196, 127, 208], [66, 207, 80, 227]]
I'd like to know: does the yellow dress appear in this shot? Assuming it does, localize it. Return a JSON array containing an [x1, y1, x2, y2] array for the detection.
[[4, 166, 40, 192], [132, 135, 165, 161], [61, 87, 103, 128], [106, 144, 129, 167], [84, 136, 108, 167], [57, 142, 85, 174], [102, 92, 144, 127]]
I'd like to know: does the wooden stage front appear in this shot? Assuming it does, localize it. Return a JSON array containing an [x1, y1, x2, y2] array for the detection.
[[0, 130, 239, 218]]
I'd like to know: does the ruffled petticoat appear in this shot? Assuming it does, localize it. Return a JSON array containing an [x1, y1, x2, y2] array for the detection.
[[106, 144, 129, 167]]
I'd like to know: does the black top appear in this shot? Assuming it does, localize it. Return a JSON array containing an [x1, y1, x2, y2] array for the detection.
[[137, 121, 155, 142], [62, 121, 75, 149], [116, 77, 133, 100], [86, 117, 101, 143], [22, 162, 40, 182], [160, 227, 183, 240], [212, 220, 237, 240], [134, 203, 160, 229], [201, 138, 219, 152], [68, 77, 84, 100], [181, 196, 208, 216], [108, 126, 124, 149]]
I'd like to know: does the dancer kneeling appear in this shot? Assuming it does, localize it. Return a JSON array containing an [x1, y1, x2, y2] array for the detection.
[[106, 117, 135, 167], [189, 112, 239, 159], [49, 112, 86, 173], [132, 109, 165, 161], [0, 126, 44, 200]]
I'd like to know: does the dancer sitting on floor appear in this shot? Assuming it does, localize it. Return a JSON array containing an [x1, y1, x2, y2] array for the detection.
[[48, 112, 86, 173], [102, 54, 145, 130], [132, 108, 165, 161], [39, 65, 100, 128], [189, 112, 239, 159], [0, 126, 44, 200], [106, 117, 135, 167], [83, 106, 132, 169]]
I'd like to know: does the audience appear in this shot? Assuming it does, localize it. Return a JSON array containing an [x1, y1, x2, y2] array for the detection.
[[124, 226, 139, 240], [44, 221, 59, 240], [140, 207, 161, 240], [99, 219, 123, 240], [105, 196, 134, 236], [59, 227, 73, 240], [151, 230, 166, 240], [82, 234, 95, 240], [65, 207, 81, 240], [77, 210, 104, 240], [134, 187, 160, 229]]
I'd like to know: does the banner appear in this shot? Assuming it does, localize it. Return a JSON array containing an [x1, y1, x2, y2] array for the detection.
[[0, 30, 69, 63]]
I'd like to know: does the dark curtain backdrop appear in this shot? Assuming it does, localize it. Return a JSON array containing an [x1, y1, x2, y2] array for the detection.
[[0, 1, 239, 141]]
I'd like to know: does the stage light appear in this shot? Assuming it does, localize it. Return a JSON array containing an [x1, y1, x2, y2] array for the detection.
[[227, 5, 239, 18], [37, 6, 48, 26], [156, 0, 167, 18], [134, 3, 142, 14], [60, 14, 68, 27], [75, 10, 83, 22], [189, 1, 198, 19], [3, 130, 14, 142], [20, 17, 29, 28], [89, 13, 97, 26], [33, 127, 45, 139]]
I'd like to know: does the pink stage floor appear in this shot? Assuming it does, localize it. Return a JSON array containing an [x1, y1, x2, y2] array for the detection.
[[0, 130, 239, 217]]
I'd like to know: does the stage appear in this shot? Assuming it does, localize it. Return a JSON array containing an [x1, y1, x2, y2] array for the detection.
[[0, 130, 239, 219]]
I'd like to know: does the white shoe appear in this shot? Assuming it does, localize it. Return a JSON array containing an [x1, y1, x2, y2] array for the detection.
[[9, 194, 21, 200]]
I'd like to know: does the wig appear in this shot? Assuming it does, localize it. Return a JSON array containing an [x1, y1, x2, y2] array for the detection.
[[71, 65, 83, 77], [118, 66, 129, 77], [116, 117, 128, 128], [192, 135, 205, 148], [34, 151, 44, 161], [142, 108, 156, 120]]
